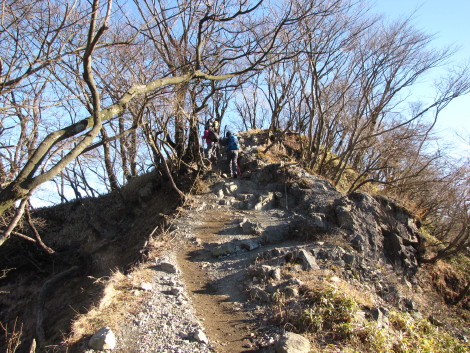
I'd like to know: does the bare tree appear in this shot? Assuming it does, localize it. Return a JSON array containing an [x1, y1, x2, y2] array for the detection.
[[0, 0, 316, 247], [234, 74, 269, 131]]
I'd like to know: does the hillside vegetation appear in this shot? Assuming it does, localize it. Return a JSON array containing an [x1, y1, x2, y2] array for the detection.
[[1, 0, 469, 351], [0, 130, 468, 352]]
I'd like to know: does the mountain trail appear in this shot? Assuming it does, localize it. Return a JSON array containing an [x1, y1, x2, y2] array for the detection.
[[176, 197, 256, 353], [115, 177, 290, 352]]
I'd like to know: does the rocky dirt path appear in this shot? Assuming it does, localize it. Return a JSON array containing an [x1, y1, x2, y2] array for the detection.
[[115, 178, 288, 352], [176, 202, 257, 353]]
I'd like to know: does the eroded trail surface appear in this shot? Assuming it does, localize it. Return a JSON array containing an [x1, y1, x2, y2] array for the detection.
[[176, 205, 256, 352], [116, 178, 291, 352], [172, 178, 296, 352]]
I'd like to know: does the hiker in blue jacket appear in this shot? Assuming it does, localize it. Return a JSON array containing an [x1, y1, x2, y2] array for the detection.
[[224, 131, 239, 178]]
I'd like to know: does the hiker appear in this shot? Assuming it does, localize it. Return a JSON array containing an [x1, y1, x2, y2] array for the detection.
[[223, 130, 239, 178], [202, 126, 219, 161], [205, 118, 220, 133]]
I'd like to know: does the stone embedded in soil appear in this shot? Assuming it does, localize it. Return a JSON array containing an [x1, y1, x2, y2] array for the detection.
[[297, 249, 320, 270], [250, 286, 271, 303], [240, 238, 261, 251], [273, 331, 310, 353], [89, 326, 116, 350], [159, 262, 178, 273], [284, 287, 299, 298], [139, 282, 153, 291], [240, 218, 263, 235], [212, 242, 238, 257], [194, 329, 209, 344]]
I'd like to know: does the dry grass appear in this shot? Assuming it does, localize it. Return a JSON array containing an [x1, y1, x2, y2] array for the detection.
[[66, 264, 156, 345], [427, 260, 470, 307], [269, 269, 468, 352], [191, 176, 210, 194]]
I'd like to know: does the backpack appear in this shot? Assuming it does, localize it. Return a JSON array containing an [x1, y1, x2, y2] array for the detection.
[[208, 129, 219, 142], [227, 135, 239, 150]]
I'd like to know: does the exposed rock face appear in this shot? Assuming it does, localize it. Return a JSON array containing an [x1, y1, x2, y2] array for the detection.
[[233, 155, 422, 276], [333, 193, 421, 275]]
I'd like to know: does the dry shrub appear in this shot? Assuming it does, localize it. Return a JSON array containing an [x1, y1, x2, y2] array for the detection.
[[191, 176, 209, 194], [430, 260, 469, 305], [0, 319, 23, 353], [272, 282, 358, 338], [271, 270, 363, 335], [67, 265, 154, 345]]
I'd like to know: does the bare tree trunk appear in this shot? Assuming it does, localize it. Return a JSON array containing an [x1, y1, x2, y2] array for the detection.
[[119, 114, 132, 181], [142, 125, 185, 199], [101, 128, 119, 191], [184, 113, 201, 163], [174, 83, 188, 158]]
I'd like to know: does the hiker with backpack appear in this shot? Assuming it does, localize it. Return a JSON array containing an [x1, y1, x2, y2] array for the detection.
[[202, 125, 219, 161], [223, 130, 239, 178]]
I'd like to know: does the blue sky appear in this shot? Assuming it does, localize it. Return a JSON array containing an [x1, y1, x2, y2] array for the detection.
[[372, 0, 470, 157]]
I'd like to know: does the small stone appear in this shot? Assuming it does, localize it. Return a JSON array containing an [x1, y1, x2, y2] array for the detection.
[[343, 253, 355, 265], [224, 183, 238, 195], [311, 213, 327, 230], [285, 287, 299, 298], [271, 268, 282, 281], [297, 249, 320, 271], [240, 239, 260, 251], [274, 331, 310, 353], [159, 262, 178, 273], [371, 307, 389, 328], [212, 242, 238, 257], [249, 286, 271, 303], [139, 282, 153, 291], [194, 329, 208, 344], [88, 327, 116, 350], [240, 219, 262, 235], [170, 287, 183, 296]]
